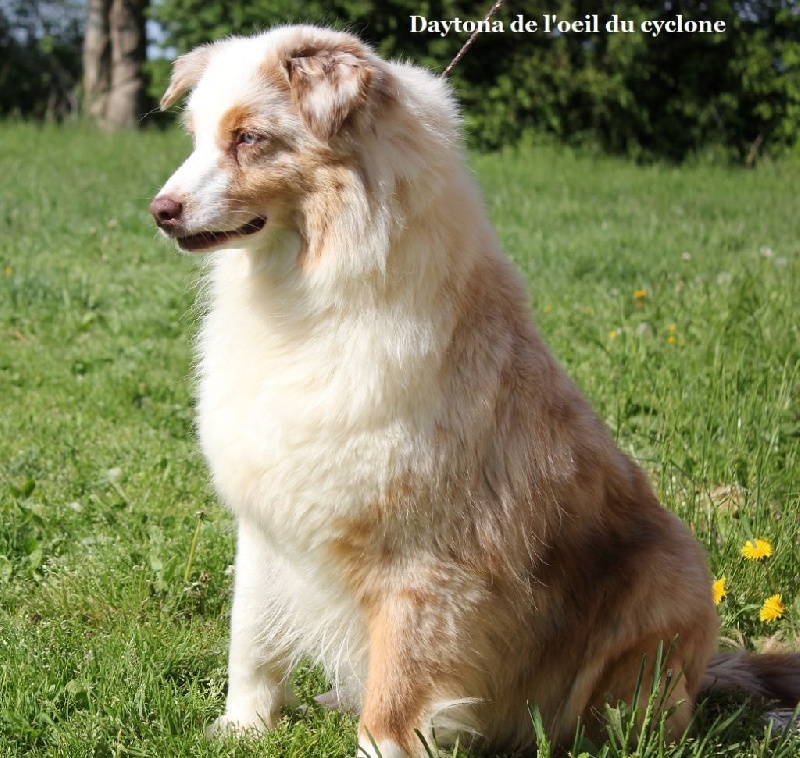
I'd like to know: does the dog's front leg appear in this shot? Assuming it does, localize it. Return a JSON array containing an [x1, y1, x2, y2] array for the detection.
[[209, 518, 296, 736], [357, 597, 438, 758]]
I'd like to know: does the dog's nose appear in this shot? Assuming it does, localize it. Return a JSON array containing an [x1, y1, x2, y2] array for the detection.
[[150, 195, 183, 226]]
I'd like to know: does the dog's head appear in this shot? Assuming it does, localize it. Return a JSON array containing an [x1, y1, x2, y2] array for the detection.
[[150, 26, 402, 256]]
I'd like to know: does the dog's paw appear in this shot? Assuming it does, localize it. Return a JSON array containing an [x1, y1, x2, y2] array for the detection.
[[294, 689, 356, 718], [356, 737, 408, 758], [315, 689, 342, 710], [315, 688, 360, 712], [764, 708, 799, 734], [205, 713, 270, 739]]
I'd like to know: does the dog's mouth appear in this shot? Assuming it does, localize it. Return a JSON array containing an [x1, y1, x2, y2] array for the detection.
[[175, 216, 267, 252]]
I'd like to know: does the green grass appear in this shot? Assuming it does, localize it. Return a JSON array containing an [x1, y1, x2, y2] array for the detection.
[[0, 122, 798, 757]]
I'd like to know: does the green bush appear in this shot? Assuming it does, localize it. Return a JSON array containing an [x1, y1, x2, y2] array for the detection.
[[4, 0, 797, 161], [149, 0, 800, 161], [0, 1, 84, 120]]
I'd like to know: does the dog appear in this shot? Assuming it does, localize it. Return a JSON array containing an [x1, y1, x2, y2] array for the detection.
[[150, 25, 800, 757]]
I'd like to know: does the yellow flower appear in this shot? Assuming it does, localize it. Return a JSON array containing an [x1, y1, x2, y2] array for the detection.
[[633, 289, 647, 300], [759, 594, 784, 622], [712, 577, 727, 605], [667, 334, 677, 344], [608, 329, 620, 340], [741, 538, 773, 561], [667, 323, 677, 332], [3, 266, 11, 276], [542, 304, 553, 314]]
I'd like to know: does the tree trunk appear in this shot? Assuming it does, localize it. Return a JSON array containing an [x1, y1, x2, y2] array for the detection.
[[82, 0, 112, 122], [107, 0, 147, 129], [83, 0, 147, 129]]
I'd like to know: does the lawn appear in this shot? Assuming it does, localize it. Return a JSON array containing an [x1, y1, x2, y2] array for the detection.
[[0, 122, 798, 757]]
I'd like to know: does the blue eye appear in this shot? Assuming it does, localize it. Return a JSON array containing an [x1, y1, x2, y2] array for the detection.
[[238, 131, 259, 146]]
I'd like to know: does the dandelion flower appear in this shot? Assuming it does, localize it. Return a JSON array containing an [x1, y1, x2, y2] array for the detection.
[[667, 324, 677, 333], [3, 266, 11, 276], [741, 538, 773, 561], [542, 304, 553, 314], [712, 577, 727, 605], [759, 594, 784, 622], [667, 334, 677, 344], [633, 289, 647, 300], [608, 329, 620, 340]]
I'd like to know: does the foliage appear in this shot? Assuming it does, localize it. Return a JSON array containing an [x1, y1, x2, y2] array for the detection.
[[2, 0, 796, 159], [148, 0, 800, 161], [446, 0, 800, 160], [0, 0, 84, 119]]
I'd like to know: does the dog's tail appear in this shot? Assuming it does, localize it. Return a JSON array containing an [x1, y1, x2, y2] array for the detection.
[[701, 652, 800, 707]]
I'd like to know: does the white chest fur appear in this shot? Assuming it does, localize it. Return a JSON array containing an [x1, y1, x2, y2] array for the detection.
[[195, 247, 446, 553]]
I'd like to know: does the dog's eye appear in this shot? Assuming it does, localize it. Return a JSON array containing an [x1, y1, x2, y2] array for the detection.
[[237, 131, 260, 146]]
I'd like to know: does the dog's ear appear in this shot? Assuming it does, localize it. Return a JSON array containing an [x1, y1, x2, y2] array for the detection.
[[160, 45, 213, 110], [283, 49, 374, 141]]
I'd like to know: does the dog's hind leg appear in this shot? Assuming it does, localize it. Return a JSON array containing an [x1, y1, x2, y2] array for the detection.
[[581, 637, 699, 747]]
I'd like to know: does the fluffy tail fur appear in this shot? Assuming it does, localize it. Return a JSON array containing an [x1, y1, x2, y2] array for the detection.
[[701, 652, 800, 707]]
